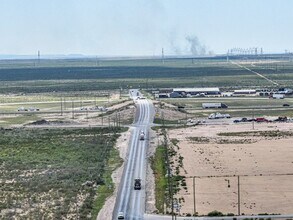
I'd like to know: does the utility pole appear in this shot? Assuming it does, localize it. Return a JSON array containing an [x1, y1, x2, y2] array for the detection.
[[38, 50, 40, 64], [252, 108, 255, 130], [71, 100, 75, 119], [118, 112, 121, 127], [193, 177, 196, 216], [115, 112, 118, 127], [238, 176, 241, 215], [162, 111, 165, 127], [64, 97, 66, 110], [60, 97, 63, 116], [171, 180, 174, 220]]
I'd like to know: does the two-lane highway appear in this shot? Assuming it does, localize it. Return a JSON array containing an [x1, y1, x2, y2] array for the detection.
[[113, 90, 154, 219]]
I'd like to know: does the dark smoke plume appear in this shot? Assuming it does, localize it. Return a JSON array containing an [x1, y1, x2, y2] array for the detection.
[[185, 35, 207, 56]]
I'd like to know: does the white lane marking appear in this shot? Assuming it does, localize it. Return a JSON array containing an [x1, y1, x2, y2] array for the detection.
[[131, 100, 147, 219], [137, 100, 148, 219], [134, 100, 150, 219], [123, 129, 139, 212], [118, 129, 139, 213], [126, 101, 146, 218], [117, 104, 143, 213]]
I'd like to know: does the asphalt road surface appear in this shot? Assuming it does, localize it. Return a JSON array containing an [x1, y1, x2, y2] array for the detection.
[[113, 90, 154, 220]]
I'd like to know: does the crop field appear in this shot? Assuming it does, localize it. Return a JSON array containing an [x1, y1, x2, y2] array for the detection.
[[0, 57, 293, 93], [0, 127, 125, 219]]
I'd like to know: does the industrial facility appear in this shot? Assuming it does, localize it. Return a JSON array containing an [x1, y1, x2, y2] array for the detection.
[[154, 87, 293, 99]]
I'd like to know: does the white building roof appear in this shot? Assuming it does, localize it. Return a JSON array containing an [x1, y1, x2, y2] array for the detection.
[[173, 87, 220, 93], [234, 89, 256, 93]]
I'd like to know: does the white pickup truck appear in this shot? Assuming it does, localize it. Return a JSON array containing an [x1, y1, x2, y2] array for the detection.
[[117, 212, 125, 219], [208, 112, 231, 119], [139, 131, 145, 140]]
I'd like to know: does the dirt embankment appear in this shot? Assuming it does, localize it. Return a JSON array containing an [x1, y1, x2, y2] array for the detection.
[[153, 101, 191, 124]]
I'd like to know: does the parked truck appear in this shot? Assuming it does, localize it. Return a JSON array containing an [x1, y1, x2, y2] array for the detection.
[[134, 178, 141, 190], [139, 131, 145, 140], [202, 103, 228, 109], [208, 112, 231, 119]]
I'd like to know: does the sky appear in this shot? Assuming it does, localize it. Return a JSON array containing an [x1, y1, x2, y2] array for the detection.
[[0, 0, 292, 56]]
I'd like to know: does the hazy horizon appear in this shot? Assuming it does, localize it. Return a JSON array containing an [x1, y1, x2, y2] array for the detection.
[[1, 0, 293, 56]]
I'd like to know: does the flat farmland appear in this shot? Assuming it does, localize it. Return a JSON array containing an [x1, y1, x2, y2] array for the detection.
[[0, 58, 293, 93], [168, 123, 293, 216]]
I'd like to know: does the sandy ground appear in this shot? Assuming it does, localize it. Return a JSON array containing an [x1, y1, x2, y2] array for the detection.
[[1, 99, 135, 128], [168, 122, 293, 216], [154, 102, 191, 122], [97, 128, 132, 220]]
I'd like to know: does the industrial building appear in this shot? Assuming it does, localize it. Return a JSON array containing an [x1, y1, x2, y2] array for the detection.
[[233, 89, 256, 95], [173, 87, 220, 96]]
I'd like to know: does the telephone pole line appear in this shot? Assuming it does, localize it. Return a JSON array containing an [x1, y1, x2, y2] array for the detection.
[[238, 175, 241, 215]]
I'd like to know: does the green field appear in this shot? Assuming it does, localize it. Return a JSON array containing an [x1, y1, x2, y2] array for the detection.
[[0, 127, 125, 219], [0, 57, 293, 93]]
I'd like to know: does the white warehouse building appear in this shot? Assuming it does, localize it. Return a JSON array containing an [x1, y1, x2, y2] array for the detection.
[[173, 87, 220, 95], [233, 89, 256, 95]]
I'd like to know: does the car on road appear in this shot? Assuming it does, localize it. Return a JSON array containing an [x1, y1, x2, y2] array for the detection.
[[134, 178, 141, 190], [274, 116, 288, 122], [117, 212, 125, 219], [139, 131, 145, 140], [255, 117, 269, 123], [283, 104, 290, 107]]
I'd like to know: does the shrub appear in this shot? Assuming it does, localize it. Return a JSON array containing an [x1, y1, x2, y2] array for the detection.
[[208, 210, 224, 217]]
